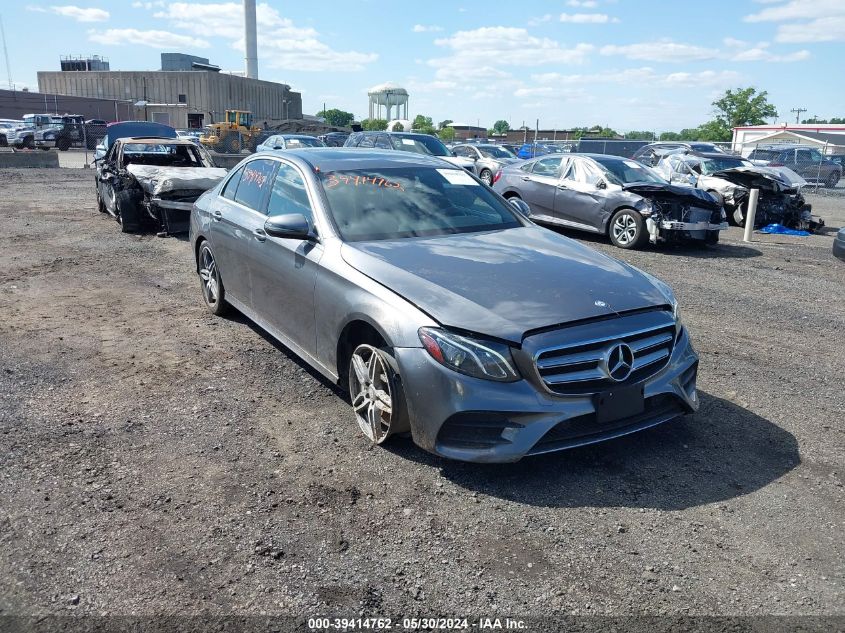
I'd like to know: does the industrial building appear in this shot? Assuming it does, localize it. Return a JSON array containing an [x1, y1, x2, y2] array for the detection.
[[37, 52, 302, 129]]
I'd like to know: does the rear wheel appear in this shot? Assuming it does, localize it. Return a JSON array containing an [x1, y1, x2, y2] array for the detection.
[[57, 137, 71, 151], [479, 168, 493, 186], [826, 172, 840, 188], [608, 208, 648, 249], [198, 241, 229, 316], [348, 344, 407, 445], [222, 134, 241, 154]]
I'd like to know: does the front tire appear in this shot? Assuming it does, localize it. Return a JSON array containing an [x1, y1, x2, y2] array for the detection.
[[198, 241, 229, 316], [608, 208, 648, 249], [115, 190, 141, 233], [826, 172, 840, 188], [348, 344, 407, 445], [479, 168, 493, 186]]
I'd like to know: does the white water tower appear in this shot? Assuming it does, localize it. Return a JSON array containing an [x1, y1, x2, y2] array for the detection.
[[367, 82, 409, 121]]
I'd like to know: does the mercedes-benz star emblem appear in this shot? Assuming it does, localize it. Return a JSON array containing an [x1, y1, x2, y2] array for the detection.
[[603, 342, 634, 382]]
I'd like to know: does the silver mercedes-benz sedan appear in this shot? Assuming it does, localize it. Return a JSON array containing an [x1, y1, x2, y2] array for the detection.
[[189, 149, 700, 463]]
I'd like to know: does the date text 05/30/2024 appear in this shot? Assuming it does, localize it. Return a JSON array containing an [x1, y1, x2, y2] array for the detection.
[[307, 617, 527, 630]]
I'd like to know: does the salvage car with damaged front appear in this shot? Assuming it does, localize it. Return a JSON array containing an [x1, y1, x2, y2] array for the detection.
[[190, 149, 700, 463], [656, 152, 824, 232], [493, 153, 726, 249], [96, 137, 226, 235]]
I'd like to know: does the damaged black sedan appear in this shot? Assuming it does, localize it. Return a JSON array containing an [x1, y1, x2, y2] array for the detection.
[[656, 152, 824, 232], [95, 137, 227, 235], [493, 153, 726, 249]]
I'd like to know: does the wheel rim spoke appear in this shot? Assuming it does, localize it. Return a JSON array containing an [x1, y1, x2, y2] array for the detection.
[[352, 392, 369, 412], [351, 354, 368, 385]]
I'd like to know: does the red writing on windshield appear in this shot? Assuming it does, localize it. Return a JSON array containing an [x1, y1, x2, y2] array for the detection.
[[325, 174, 404, 191]]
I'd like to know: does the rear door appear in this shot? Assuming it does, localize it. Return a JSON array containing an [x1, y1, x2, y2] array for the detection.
[[210, 159, 276, 308], [517, 156, 565, 220], [249, 161, 324, 357]]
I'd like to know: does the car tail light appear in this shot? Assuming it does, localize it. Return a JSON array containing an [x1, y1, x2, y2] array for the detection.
[[492, 169, 503, 184], [769, 162, 784, 167]]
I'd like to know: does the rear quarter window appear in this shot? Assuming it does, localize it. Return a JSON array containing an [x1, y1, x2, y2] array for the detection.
[[233, 159, 276, 211]]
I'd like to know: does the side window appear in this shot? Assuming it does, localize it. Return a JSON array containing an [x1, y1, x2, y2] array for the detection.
[[358, 135, 375, 148], [519, 162, 532, 172], [570, 159, 603, 185], [221, 165, 245, 200], [267, 163, 314, 223], [233, 159, 275, 211], [809, 149, 822, 162], [531, 157, 563, 177], [454, 146, 471, 158], [374, 134, 391, 149]]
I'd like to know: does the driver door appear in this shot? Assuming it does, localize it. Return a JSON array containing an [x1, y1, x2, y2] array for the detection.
[[554, 157, 612, 231]]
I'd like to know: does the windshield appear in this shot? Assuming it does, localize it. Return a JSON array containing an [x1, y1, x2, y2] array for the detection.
[[285, 136, 325, 148], [319, 166, 522, 241], [592, 156, 667, 185], [390, 135, 450, 157], [123, 143, 213, 167], [698, 156, 750, 174], [479, 146, 516, 159]]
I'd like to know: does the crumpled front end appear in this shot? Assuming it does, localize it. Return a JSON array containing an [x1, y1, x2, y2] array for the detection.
[[626, 185, 727, 244]]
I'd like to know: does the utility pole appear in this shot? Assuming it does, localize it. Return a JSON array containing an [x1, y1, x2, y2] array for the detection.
[[0, 14, 12, 90], [790, 107, 807, 124]]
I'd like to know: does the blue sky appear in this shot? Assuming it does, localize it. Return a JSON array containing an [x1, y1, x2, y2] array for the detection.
[[4, 0, 844, 131]]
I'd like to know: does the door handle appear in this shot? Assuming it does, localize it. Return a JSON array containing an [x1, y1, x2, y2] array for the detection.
[[253, 228, 267, 242], [212, 210, 223, 221], [521, 176, 530, 181]]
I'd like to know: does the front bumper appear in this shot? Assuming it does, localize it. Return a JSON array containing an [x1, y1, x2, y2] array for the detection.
[[833, 232, 845, 261], [394, 326, 699, 463]]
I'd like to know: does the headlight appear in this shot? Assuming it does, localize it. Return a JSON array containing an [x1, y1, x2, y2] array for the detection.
[[418, 327, 520, 382]]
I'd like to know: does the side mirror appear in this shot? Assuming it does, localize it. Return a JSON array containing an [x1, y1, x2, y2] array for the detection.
[[508, 198, 532, 218], [597, 180, 607, 190], [264, 213, 313, 240]]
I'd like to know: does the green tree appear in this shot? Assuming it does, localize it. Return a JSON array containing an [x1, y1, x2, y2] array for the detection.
[[830, 117, 845, 124], [412, 114, 436, 135], [712, 87, 778, 129], [572, 125, 619, 139], [438, 119, 453, 130], [624, 130, 656, 140], [659, 131, 682, 141], [316, 108, 354, 127], [438, 126, 455, 141], [361, 118, 388, 131], [492, 119, 510, 135], [694, 120, 731, 142], [391, 121, 405, 131]]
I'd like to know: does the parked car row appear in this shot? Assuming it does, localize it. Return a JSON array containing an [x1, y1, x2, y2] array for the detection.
[[90, 122, 841, 463]]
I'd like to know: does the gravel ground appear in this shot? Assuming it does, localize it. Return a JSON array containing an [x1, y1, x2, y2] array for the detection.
[[0, 169, 842, 623]]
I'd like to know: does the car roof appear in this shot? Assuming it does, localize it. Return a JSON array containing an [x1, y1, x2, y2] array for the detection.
[[686, 151, 744, 159], [258, 147, 456, 171], [119, 136, 197, 145]]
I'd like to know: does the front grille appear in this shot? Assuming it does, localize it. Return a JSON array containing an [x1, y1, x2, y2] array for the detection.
[[535, 322, 675, 395], [528, 394, 684, 455]]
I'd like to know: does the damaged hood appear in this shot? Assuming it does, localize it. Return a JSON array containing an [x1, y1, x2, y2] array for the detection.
[[623, 182, 721, 209], [126, 165, 228, 197], [710, 166, 804, 192], [340, 226, 668, 343]]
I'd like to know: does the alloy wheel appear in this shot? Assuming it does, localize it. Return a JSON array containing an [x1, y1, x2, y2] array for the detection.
[[612, 213, 637, 245], [198, 244, 220, 307], [349, 344, 394, 444]]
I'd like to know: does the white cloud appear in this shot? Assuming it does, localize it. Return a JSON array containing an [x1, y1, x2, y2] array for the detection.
[[87, 28, 209, 49], [559, 13, 618, 23], [152, 2, 377, 71], [731, 45, 810, 62], [49, 5, 109, 22], [744, 0, 845, 42], [429, 27, 593, 84], [567, 0, 598, 7], [600, 40, 718, 62], [132, 1, 166, 8], [527, 14, 553, 26], [412, 24, 443, 33]]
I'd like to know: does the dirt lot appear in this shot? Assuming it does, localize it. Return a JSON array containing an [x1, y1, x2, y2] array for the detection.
[[0, 168, 842, 622]]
